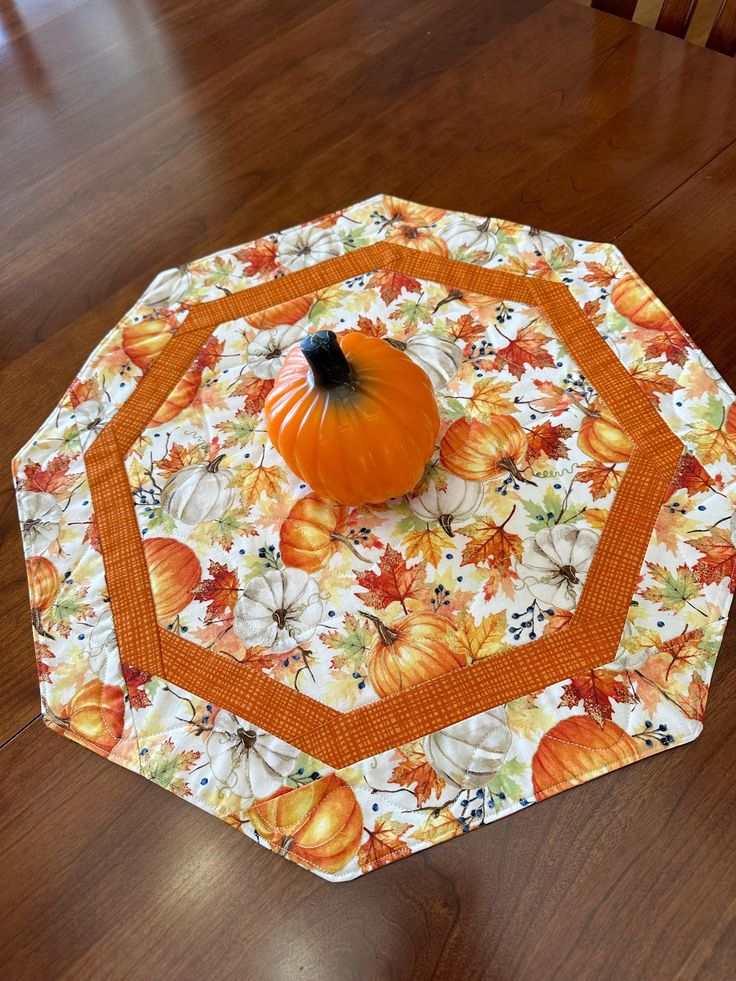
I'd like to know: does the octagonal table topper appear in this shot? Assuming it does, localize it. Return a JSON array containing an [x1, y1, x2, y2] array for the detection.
[[14, 195, 736, 880]]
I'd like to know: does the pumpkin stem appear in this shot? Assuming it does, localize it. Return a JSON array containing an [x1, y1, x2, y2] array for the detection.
[[330, 534, 371, 563], [383, 337, 408, 352], [432, 288, 464, 314], [438, 514, 455, 537], [277, 835, 295, 856], [206, 453, 227, 473], [499, 457, 537, 487], [359, 610, 399, 646], [31, 607, 55, 640], [301, 330, 353, 388]]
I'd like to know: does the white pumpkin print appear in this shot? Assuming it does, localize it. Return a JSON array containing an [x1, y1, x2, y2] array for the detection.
[[233, 568, 323, 654], [386, 334, 462, 390], [528, 227, 574, 264], [140, 265, 193, 307], [160, 454, 236, 525], [424, 707, 512, 789], [245, 323, 308, 379], [276, 225, 341, 271], [407, 470, 484, 535], [206, 710, 299, 801], [516, 525, 599, 611], [441, 214, 497, 255], [18, 491, 61, 552], [87, 605, 118, 674], [69, 398, 113, 447]]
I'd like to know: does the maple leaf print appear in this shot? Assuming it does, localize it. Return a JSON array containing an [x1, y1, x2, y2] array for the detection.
[[194, 335, 225, 371], [390, 742, 446, 806], [320, 612, 371, 673], [192, 561, 240, 623], [577, 461, 624, 500], [531, 379, 573, 416], [358, 817, 412, 874], [232, 375, 274, 414], [444, 312, 486, 345], [559, 670, 634, 727], [526, 421, 572, 462], [659, 627, 707, 680], [355, 315, 387, 338], [664, 453, 719, 501], [464, 378, 516, 419], [216, 410, 260, 448], [69, 377, 103, 407], [681, 673, 708, 722], [687, 399, 736, 465], [454, 610, 508, 661], [491, 323, 555, 379], [642, 563, 705, 614], [458, 506, 523, 573], [689, 529, 736, 592], [21, 456, 76, 496], [83, 514, 102, 553], [355, 544, 430, 614], [402, 526, 448, 568], [122, 664, 154, 709], [411, 807, 464, 844], [156, 442, 207, 479], [234, 238, 281, 277], [582, 260, 618, 288], [240, 456, 286, 507], [366, 269, 421, 305], [582, 297, 606, 329], [627, 360, 677, 401]]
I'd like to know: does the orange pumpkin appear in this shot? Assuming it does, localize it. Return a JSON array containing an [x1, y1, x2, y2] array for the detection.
[[143, 537, 201, 624], [248, 774, 362, 874], [26, 556, 59, 612], [265, 330, 440, 505], [279, 493, 369, 572], [532, 716, 641, 800], [122, 318, 175, 369], [65, 679, 125, 756], [245, 295, 312, 331], [440, 414, 535, 485], [578, 402, 632, 464], [364, 611, 465, 697], [611, 273, 673, 331], [150, 368, 201, 426], [388, 223, 448, 255]]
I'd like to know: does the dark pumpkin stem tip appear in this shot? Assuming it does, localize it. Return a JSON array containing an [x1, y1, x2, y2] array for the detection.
[[301, 330, 352, 388]]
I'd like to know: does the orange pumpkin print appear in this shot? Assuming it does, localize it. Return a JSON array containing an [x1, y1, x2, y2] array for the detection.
[[248, 774, 362, 874], [122, 318, 175, 369], [440, 414, 535, 485], [265, 330, 439, 505], [611, 273, 674, 331], [26, 555, 59, 612], [389, 223, 448, 255], [532, 716, 641, 800], [578, 402, 632, 464], [64, 679, 126, 757], [364, 611, 465, 697], [279, 493, 369, 572], [245, 295, 312, 331], [143, 537, 201, 624], [150, 368, 201, 426]]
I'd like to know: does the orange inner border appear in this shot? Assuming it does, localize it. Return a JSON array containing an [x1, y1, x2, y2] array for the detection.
[[86, 241, 683, 769]]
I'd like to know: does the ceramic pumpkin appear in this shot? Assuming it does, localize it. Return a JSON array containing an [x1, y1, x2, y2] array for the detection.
[[611, 273, 673, 331], [265, 330, 440, 505], [249, 774, 362, 874], [279, 493, 369, 572], [578, 402, 632, 464], [245, 294, 312, 331], [532, 716, 641, 800], [424, 707, 512, 789], [385, 334, 462, 390], [233, 568, 322, 654], [143, 537, 201, 624], [122, 318, 175, 369], [65, 679, 125, 756], [150, 368, 201, 427], [406, 469, 484, 536], [160, 454, 235, 525], [364, 611, 464, 697], [440, 414, 535, 486]]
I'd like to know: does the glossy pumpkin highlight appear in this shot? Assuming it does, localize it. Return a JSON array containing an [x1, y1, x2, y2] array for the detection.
[[265, 330, 440, 505]]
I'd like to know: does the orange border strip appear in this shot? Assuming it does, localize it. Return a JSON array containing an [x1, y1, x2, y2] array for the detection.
[[86, 242, 683, 769]]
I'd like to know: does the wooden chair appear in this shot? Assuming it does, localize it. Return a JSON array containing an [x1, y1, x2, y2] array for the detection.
[[591, 0, 736, 53]]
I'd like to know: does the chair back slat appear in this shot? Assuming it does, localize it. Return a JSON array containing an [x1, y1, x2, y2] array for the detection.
[[591, 0, 638, 19], [656, 0, 698, 36], [707, 0, 736, 53]]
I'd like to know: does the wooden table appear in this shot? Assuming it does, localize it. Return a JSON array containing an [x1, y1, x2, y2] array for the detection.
[[1, 1, 735, 977]]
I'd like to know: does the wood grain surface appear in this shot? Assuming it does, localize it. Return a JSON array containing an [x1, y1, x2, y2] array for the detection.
[[1, 1, 734, 978]]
